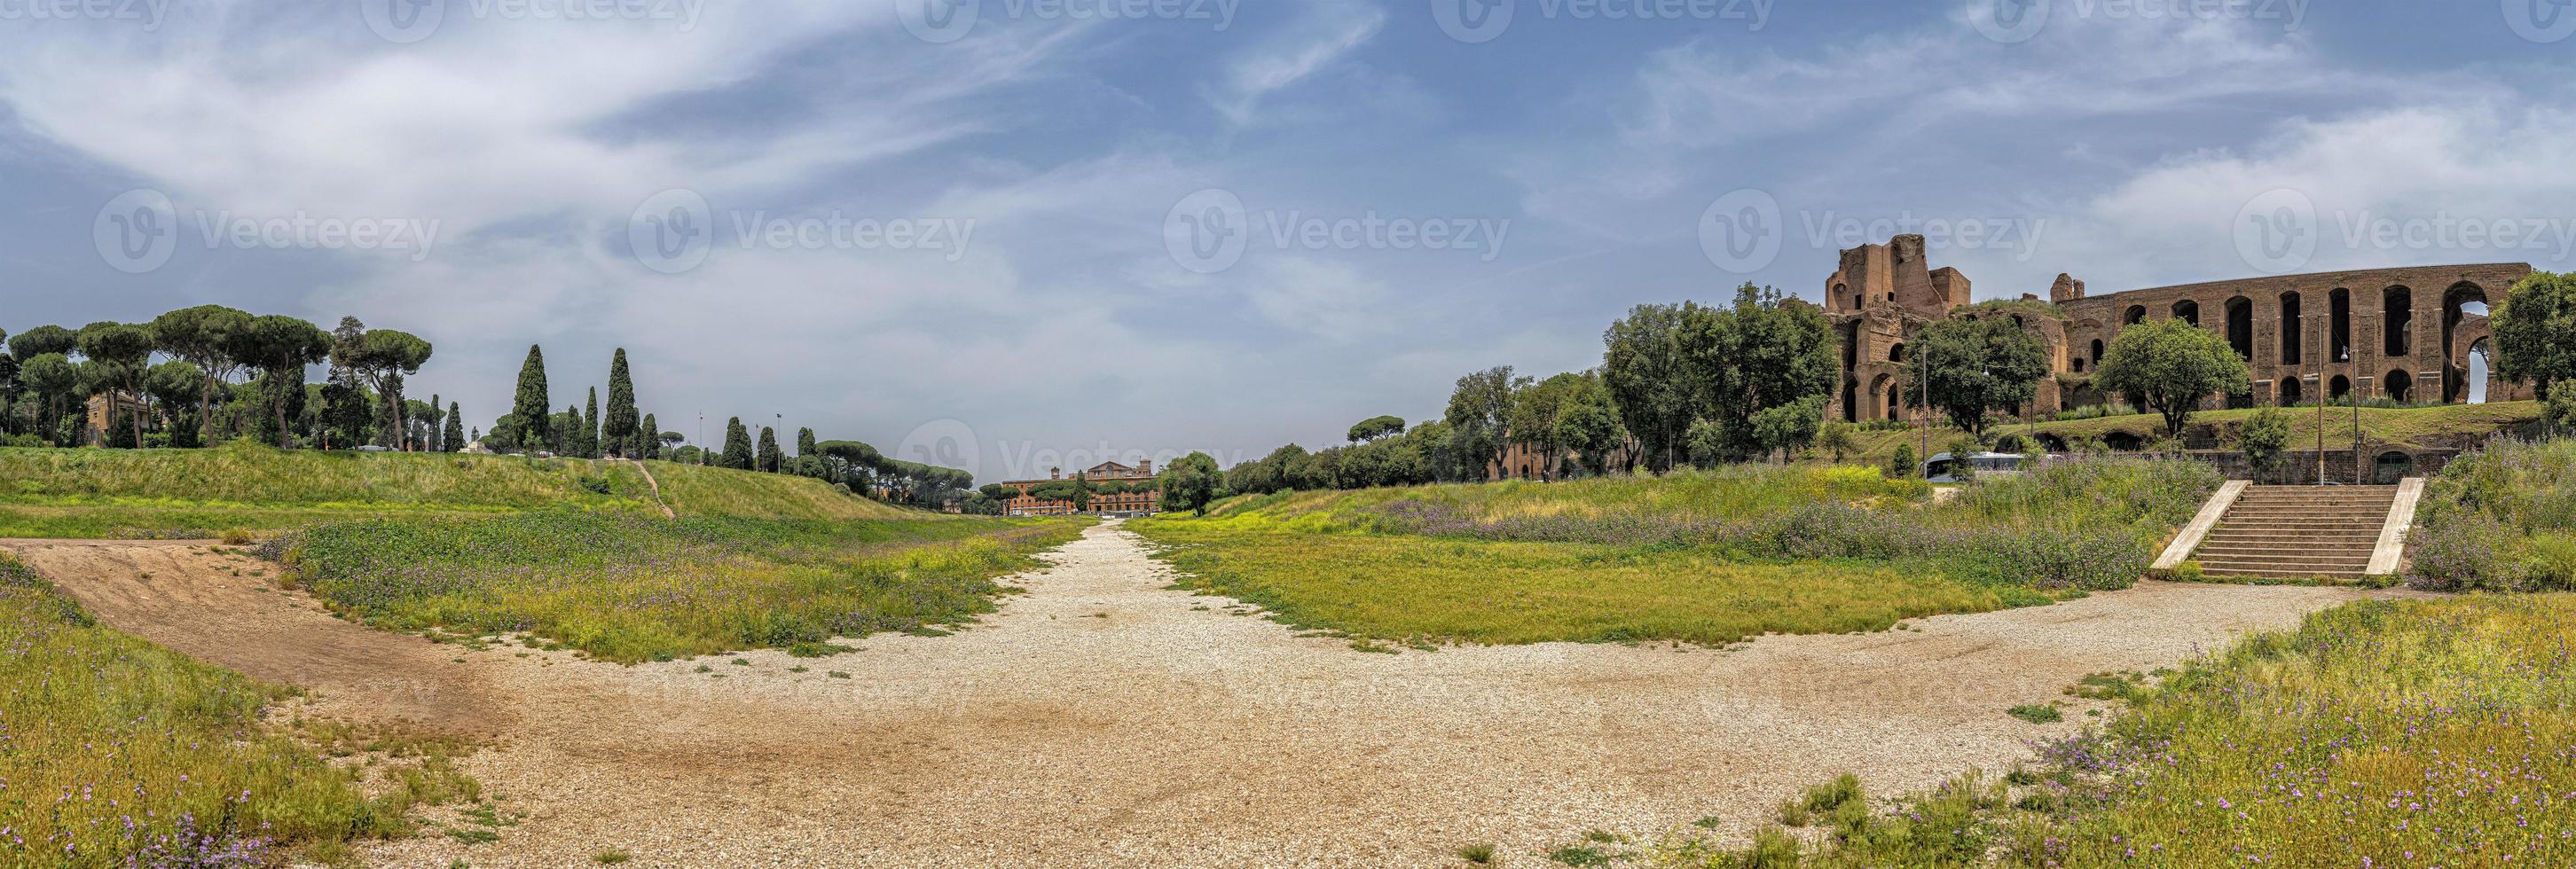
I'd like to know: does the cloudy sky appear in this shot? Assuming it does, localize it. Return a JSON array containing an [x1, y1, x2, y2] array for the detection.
[[4, 0, 2573, 481]]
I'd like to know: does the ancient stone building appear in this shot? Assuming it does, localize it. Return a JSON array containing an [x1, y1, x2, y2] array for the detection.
[[1825, 235, 2533, 424], [1001, 460, 1161, 516]]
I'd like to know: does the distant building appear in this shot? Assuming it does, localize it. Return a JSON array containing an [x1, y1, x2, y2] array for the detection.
[[1001, 460, 1162, 517], [81, 391, 149, 448]]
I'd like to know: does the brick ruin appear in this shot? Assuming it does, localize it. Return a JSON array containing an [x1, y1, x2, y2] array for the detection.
[[1824, 235, 2534, 424]]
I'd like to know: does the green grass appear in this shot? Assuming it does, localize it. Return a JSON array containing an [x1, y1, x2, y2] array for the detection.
[[1844, 400, 2541, 464], [0, 551, 473, 865], [1133, 461, 2210, 647], [0, 441, 923, 537], [275, 513, 1088, 662], [1136, 518, 2017, 646]]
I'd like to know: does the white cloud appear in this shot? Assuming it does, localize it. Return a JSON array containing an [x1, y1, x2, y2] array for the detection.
[[1204, 0, 1386, 127]]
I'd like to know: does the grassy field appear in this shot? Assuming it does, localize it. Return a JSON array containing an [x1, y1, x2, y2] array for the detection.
[[0, 551, 475, 866], [275, 513, 1088, 662], [1589, 594, 2576, 867], [1132, 461, 2213, 647], [1842, 400, 2543, 464], [0, 442, 928, 537]]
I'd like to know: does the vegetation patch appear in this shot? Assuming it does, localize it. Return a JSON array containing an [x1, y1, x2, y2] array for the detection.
[[2411, 436, 2576, 591], [0, 551, 472, 865], [1134, 460, 2212, 647], [271, 513, 1086, 662]]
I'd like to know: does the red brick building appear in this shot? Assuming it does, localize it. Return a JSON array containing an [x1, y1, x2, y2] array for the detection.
[[1001, 460, 1162, 516]]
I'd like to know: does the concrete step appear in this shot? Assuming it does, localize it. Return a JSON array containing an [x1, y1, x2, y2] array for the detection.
[[2198, 556, 2376, 573], [2197, 567, 2374, 580], [2201, 535, 2384, 548], [2195, 551, 2375, 567]]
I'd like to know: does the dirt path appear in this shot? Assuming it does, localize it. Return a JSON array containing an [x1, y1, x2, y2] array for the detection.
[[4, 526, 2402, 867]]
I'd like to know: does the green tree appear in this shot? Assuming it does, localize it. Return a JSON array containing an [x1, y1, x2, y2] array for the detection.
[[1602, 301, 1708, 473], [144, 360, 207, 449], [1889, 442, 1919, 479], [640, 413, 662, 459], [511, 345, 552, 451], [1902, 316, 2051, 436], [1817, 421, 1859, 464], [2494, 271, 2576, 398], [2093, 318, 2253, 438], [11, 325, 77, 362], [444, 402, 467, 452], [1160, 451, 1224, 514], [1445, 366, 1528, 481], [149, 305, 252, 443], [1751, 395, 1828, 462], [1347, 415, 1407, 443], [77, 322, 155, 449], [326, 317, 433, 450], [756, 426, 782, 473], [1552, 372, 1626, 476], [237, 317, 327, 449], [1692, 285, 1841, 463], [20, 355, 77, 445], [796, 427, 821, 477], [2237, 405, 2296, 483], [604, 348, 640, 458], [582, 388, 601, 458]]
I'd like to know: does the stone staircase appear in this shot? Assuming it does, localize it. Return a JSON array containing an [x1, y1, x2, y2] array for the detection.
[[2191, 485, 2402, 581]]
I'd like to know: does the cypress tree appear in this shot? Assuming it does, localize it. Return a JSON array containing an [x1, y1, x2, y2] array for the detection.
[[583, 388, 601, 458], [426, 393, 442, 452], [640, 413, 661, 459], [796, 427, 819, 477], [757, 427, 782, 473], [558, 404, 579, 456], [443, 402, 465, 452], [604, 348, 638, 458], [721, 417, 753, 469], [511, 345, 551, 450]]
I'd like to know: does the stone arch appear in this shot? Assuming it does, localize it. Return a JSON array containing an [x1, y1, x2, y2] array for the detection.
[[2329, 287, 2353, 363], [2036, 434, 2069, 454], [1842, 377, 1860, 423], [2382, 286, 2415, 357], [2385, 368, 2413, 404], [1873, 373, 1901, 421], [2462, 338, 2496, 404], [2278, 376, 2303, 406], [1832, 282, 1850, 309], [2172, 299, 2201, 327], [2225, 296, 2254, 361], [2329, 374, 2352, 403], [2124, 305, 2148, 325], [2104, 431, 2145, 452], [2375, 451, 2414, 486], [2444, 282, 2493, 402], [1889, 343, 1907, 364], [2277, 290, 2304, 364]]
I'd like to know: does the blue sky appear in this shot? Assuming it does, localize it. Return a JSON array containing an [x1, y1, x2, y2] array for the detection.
[[4, 0, 2574, 481]]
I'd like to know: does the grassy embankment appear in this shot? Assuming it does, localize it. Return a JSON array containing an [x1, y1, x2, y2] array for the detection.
[[1839, 400, 2542, 465], [2, 551, 478, 867], [1560, 440, 2576, 866], [1131, 460, 2218, 648]]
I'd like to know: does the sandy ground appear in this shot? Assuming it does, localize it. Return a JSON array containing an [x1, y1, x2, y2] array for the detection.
[[4, 525, 2403, 868]]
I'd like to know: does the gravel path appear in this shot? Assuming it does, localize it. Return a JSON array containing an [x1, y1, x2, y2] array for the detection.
[[6, 525, 2402, 867]]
